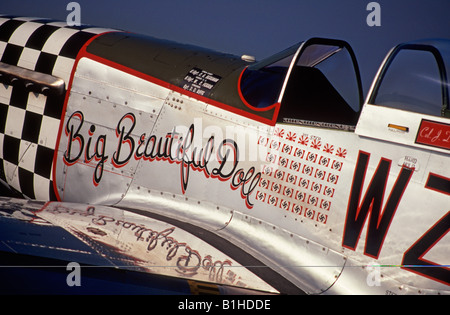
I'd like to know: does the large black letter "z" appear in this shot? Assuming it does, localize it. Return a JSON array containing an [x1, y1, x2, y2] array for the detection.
[[401, 173, 450, 286]]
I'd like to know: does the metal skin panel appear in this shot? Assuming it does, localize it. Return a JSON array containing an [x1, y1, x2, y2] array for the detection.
[[85, 32, 270, 118], [356, 104, 450, 154], [54, 57, 169, 204], [129, 92, 268, 211], [217, 211, 347, 294]]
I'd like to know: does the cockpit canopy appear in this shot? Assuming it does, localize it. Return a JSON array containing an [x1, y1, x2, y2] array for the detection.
[[368, 39, 450, 118], [240, 38, 363, 128]]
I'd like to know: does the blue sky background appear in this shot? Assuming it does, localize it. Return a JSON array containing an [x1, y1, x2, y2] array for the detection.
[[3, 0, 450, 96]]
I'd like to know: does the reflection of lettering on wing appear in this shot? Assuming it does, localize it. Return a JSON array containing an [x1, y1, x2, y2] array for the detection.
[[91, 214, 234, 283]]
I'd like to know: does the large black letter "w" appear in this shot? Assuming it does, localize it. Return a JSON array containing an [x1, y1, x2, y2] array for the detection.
[[342, 151, 414, 258]]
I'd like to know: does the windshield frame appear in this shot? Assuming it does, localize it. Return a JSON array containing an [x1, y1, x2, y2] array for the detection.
[[278, 38, 363, 109], [247, 43, 302, 72], [242, 38, 363, 112], [367, 42, 450, 118]]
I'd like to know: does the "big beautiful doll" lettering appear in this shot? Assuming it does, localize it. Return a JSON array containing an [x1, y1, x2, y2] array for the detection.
[[63, 111, 261, 208]]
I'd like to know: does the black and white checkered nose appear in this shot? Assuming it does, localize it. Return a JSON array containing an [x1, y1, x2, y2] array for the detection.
[[0, 16, 114, 200]]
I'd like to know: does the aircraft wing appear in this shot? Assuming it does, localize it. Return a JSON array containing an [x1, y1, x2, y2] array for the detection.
[[0, 196, 299, 294]]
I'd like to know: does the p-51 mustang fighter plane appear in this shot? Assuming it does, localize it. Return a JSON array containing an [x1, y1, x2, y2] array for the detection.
[[0, 16, 448, 295]]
